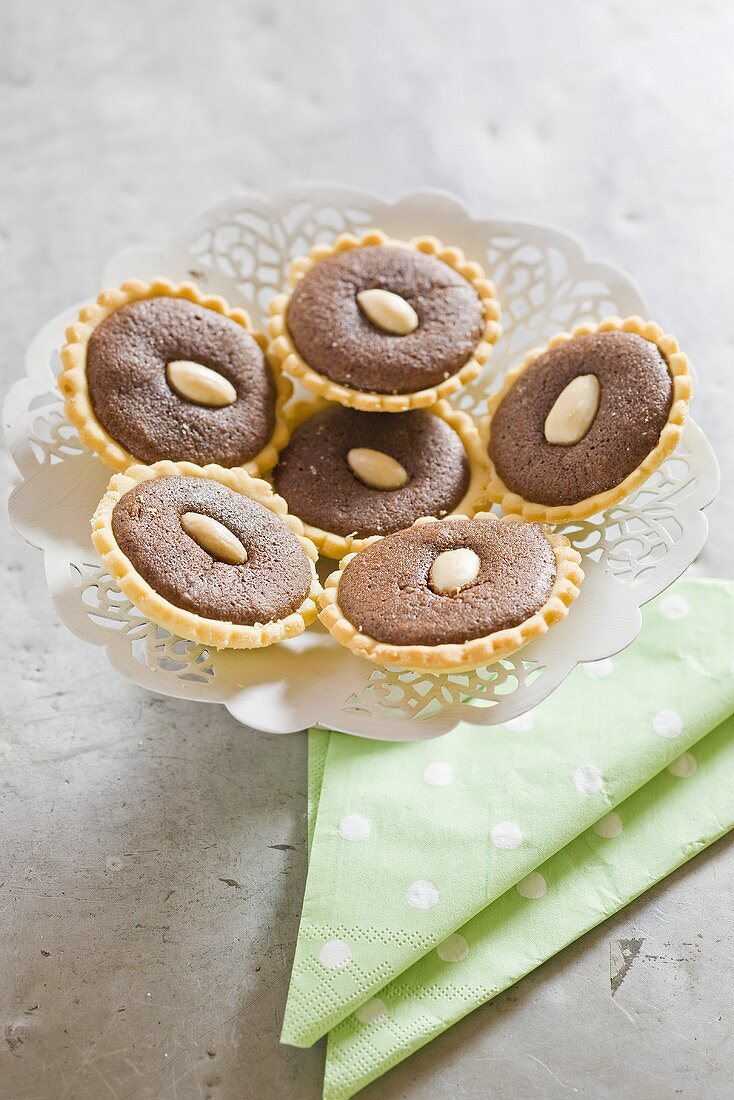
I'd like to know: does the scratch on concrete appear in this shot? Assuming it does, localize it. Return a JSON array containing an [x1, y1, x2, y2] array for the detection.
[[610, 937, 644, 995], [527, 1054, 567, 1089]]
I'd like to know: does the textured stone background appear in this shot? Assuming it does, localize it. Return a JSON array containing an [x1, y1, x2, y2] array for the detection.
[[2, 1, 732, 1097]]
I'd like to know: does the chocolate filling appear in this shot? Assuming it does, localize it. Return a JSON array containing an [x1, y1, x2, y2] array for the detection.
[[488, 331, 673, 507], [286, 246, 485, 394], [87, 297, 276, 466], [337, 518, 556, 647], [111, 477, 312, 625], [274, 406, 471, 539]]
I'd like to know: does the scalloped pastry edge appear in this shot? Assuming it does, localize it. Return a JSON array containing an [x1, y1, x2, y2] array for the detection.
[[318, 512, 584, 672], [266, 229, 503, 412], [270, 396, 491, 559], [59, 278, 293, 475], [91, 460, 322, 650], [480, 315, 693, 522]]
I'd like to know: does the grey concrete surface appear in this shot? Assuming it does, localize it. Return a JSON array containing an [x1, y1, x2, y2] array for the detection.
[[2, 1, 733, 1097]]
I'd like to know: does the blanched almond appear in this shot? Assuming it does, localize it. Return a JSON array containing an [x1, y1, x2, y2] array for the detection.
[[356, 288, 419, 335], [429, 548, 481, 596], [347, 447, 410, 491], [181, 512, 247, 564], [544, 374, 601, 446], [166, 360, 237, 408]]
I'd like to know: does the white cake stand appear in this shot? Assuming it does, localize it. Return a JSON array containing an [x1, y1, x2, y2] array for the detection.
[[5, 184, 720, 740]]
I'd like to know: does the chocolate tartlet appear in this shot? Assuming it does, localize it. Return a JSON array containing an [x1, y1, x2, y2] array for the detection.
[[319, 513, 583, 672], [60, 279, 291, 473], [92, 461, 322, 649], [273, 400, 487, 558], [268, 230, 502, 411], [484, 317, 692, 521]]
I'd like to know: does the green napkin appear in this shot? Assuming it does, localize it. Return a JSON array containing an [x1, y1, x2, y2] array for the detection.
[[321, 709, 734, 1098], [282, 579, 734, 1053]]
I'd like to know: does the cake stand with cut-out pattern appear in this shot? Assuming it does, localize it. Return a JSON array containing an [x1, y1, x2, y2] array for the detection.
[[5, 184, 720, 740]]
